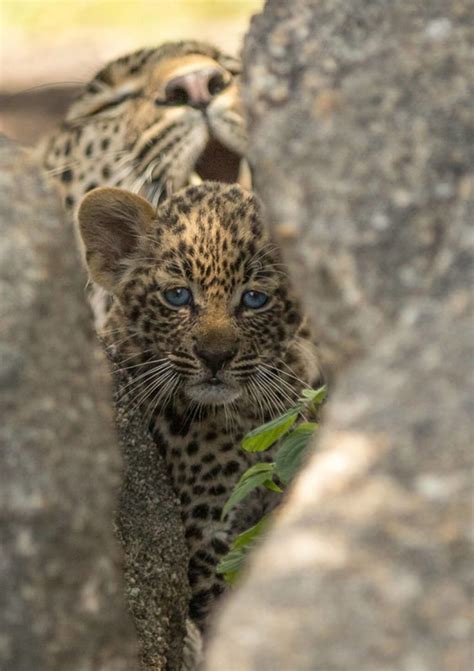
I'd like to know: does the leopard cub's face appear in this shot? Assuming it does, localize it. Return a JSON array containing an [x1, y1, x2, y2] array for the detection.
[[79, 183, 316, 410]]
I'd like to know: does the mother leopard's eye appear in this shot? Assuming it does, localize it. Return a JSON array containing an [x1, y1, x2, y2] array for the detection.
[[241, 290, 269, 309], [164, 287, 193, 307]]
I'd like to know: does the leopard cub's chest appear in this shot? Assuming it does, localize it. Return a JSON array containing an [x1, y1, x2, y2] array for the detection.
[[148, 406, 277, 625], [153, 410, 270, 543]]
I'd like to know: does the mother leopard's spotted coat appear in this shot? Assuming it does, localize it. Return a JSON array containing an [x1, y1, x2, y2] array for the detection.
[[40, 41, 246, 216], [78, 182, 321, 631]]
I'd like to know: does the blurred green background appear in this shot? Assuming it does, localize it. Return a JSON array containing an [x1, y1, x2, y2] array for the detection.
[[0, 0, 262, 143]]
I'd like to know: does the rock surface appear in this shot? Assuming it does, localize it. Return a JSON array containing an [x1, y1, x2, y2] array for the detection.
[[114, 361, 190, 671], [0, 136, 139, 670], [205, 1, 473, 669], [243, 0, 474, 376], [0, 136, 190, 671]]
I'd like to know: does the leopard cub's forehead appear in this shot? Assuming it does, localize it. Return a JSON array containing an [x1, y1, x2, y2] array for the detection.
[[143, 183, 272, 291]]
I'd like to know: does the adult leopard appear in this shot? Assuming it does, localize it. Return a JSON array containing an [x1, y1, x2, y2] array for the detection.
[[40, 41, 248, 213]]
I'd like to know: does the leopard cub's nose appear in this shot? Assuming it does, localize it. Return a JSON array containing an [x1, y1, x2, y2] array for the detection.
[[194, 345, 237, 376], [165, 67, 229, 108]]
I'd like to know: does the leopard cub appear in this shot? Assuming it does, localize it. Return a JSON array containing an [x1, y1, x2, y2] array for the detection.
[[78, 181, 320, 629]]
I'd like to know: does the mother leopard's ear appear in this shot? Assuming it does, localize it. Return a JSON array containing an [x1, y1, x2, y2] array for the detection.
[[78, 187, 156, 292]]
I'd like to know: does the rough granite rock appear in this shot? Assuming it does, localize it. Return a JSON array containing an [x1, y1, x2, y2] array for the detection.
[[204, 1, 473, 670], [243, 0, 474, 376], [113, 361, 190, 671], [0, 136, 139, 670], [0, 136, 190, 671]]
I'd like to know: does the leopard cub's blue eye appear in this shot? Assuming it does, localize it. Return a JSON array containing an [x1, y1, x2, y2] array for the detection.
[[241, 290, 269, 309], [164, 287, 192, 307]]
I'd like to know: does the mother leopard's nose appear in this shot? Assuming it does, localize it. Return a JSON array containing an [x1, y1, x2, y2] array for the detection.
[[194, 344, 238, 376], [164, 67, 229, 108]]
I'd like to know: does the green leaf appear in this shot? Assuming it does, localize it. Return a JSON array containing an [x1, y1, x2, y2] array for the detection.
[[221, 462, 275, 519], [264, 479, 284, 493], [275, 422, 317, 484], [300, 385, 327, 406], [242, 408, 299, 452], [215, 546, 246, 584], [217, 516, 269, 583], [232, 515, 268, 549]]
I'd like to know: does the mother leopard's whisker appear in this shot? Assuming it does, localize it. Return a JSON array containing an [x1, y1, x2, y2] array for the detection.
[[112, 160, 139, 186], [46, 150, 131, 180], [148, 181, 166, 208], [129, 167, 151, 195]]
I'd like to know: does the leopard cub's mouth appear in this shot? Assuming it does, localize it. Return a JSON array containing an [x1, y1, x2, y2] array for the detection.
[[186, 374, 242, 406]]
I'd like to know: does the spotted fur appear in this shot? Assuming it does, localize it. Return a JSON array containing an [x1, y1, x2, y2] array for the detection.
[[40, 41, 245, 215], [78, 182, 321, 632]]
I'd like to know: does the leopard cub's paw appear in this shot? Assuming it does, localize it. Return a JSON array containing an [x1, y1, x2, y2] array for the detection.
[[181, 617, 203, 671]]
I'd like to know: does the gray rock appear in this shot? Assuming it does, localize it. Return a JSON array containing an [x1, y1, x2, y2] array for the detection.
[[0, 136, 189, 670], [0, 136, 139, 670], [204, 1, 474, 669], [113, 360, 190, 670], [243, 0, 473, 376]]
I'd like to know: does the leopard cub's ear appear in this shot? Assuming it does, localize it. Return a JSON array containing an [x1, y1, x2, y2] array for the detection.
[[78, 187, 156, 292]]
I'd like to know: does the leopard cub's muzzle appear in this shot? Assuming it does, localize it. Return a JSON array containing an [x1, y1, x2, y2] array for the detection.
[[183, 321, 242, 405], [193, 343, 238, 379]]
